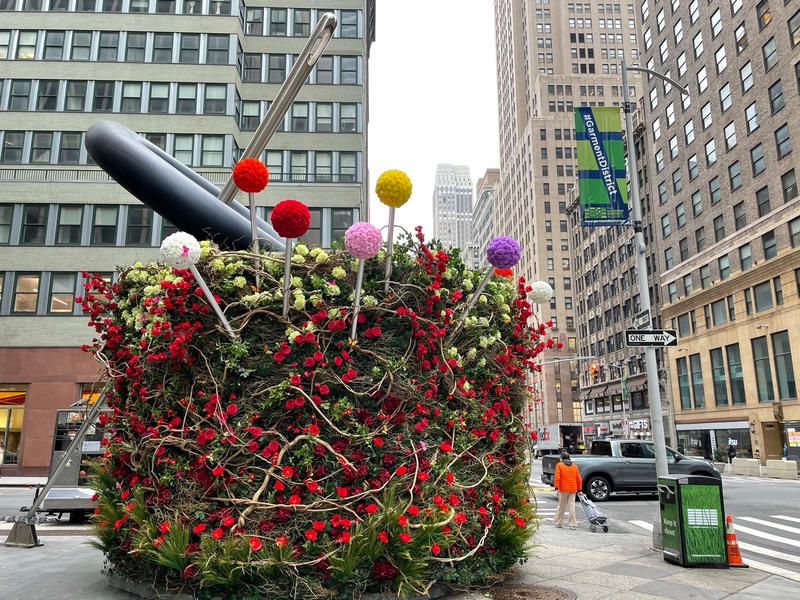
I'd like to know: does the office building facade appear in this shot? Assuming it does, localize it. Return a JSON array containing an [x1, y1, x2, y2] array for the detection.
[[432, 163, 473, 252], [494, 0, 642, 428], [0, 0, 375, 474], [640, 0, 800, 462], [472, 168, 499, 268]]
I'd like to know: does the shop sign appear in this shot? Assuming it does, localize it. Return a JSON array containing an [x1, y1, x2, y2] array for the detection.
[[629, 418, 650, 431], [583, 425, 596, 435], [596, 423, 610, 435], [609, 420, 625, 433]]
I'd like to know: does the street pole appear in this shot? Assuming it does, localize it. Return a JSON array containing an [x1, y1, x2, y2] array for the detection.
[[621, 59, 689, 549]]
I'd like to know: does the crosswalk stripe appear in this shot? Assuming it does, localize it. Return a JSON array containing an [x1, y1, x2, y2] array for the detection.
[[629, 520, 654, 531], [742, 558, 800, 584], [738, 540, 800, 566], [739, 516, 800, 535], [734, 523, 800, 548], [772, 515, 800, 524]]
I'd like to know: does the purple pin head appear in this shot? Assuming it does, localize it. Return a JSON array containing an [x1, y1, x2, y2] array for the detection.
[[344, 222, 383, 260], [486, 236, 521, 269]]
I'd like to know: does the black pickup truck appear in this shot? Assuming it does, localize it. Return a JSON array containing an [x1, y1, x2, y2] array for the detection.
[[542, 439, 720, 502]]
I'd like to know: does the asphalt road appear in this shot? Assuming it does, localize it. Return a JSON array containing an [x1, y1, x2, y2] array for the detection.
[[529, 459, 800, 585]]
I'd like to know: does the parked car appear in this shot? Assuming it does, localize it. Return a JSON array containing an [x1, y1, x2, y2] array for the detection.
[[541, 439, 720, 502]]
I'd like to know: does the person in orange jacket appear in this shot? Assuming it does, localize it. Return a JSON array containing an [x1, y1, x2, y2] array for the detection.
[[553, 451, 582, 529]]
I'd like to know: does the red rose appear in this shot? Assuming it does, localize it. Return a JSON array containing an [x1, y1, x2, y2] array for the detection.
[[222, 516, 235, 527], [212, 465, 224, 477], [365, 503, 378, 514], [276, 536, 288, 548], [431, 543, 441, 556], [271, 199, 311, 239], [249, 536, 263, 551], [289, 495, 301, 505], [193, 523, 207, 535], [407, 505, 420, 517], [397, 515, 408, 526], [338, 531, 351, 543], [226, 403, 237, 415], [439, 442, 453, 453], [232, 158, 269, 193], [312, 520, 326, 531], [305, 529, 318, 541], [454, 512, 467, 525], [211, 527, 224, 540], [159, 521, 170, 533], [395, 465, 408, 476], [399, 533, 412, 544], [377, 530, 389, 543]]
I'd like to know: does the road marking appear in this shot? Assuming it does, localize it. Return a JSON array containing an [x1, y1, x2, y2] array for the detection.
[[739, 516, 800, 535], [739, 540, 800, 565], [734, 523, 800, 548], [629, 520, 654, 531], [773, 515, 800, 524], [743, 558, 800, 584]]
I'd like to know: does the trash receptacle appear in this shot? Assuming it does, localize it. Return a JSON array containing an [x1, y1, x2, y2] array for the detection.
[[658, 475, 728, 568]]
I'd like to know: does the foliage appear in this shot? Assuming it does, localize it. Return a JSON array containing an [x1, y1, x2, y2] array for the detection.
[[80, 228, 557, 598]]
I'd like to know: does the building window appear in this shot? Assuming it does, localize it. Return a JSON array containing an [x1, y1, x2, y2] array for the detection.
[[179, 33, 200, 63], [710, 348, 728, 407], [128, 0, 147, 11], [752, 336, 775, 403], [125, 32, 146, 62], [754, 280, 773, 312], [97, 31, 119, 61], [700, 264, 711, 288], [315, 151, 332, 182], [689, 353, 705, 408], [126, 205, 153, 246], [775, 123, 792, 159], [293, 8, 311, 37], [240, 101, 259, 131], [733, 202, 746, 230], [768, 81, 784, 115], [735, 22, 748, 54], [762, 230, 777, 259], [339, 152, 357, 182], [17, 30, 38, 59], [9, 80, 31, 111], [269, 8, 288, 36], [705, 139, 717, 165], [48, 272, 76, 313], [751, 144, 766, 177], [201, 135, 224, 166], [677, 358, 691, 408], [152, 33, 173, 63], [679, 237, 689, 261], [740, 61, 753, 93], [0, 204, 12, 244], [713, 215, 726, 242], [13, 273, 40, 313], [757, 0, 772, 30], [762, 37, 778, 72], [331, 208, 353, 243], [711, 298, 727, 326], [724, 122, 737, 150], [268, 54, 286, 83], [59, 132, 81, 163], [206, 35, 229, 65], [149, 83, 169, 113], [728, 162, 742, 191], [204, 84, 227, 114], [121, 82, 142, 112], [242, 53, 261, 82], [340, 103, 357, 132], [21, 204, 48, 244], [781, 169, 798, 204], [265, 150, 282, 181], [245, 8, 263, 35], [315, 103, 333, 132], [719, 83, 732, 112], [176, 83, 196, 114], [291, 102, 309, 132], [299, 208, 321, 246], [92, 205, 118, 245], [739, 243, 753, 270], [0, 31, 10, 60], [341, 56, 358, 85], [756, 186, 771, 217], [93, 81, 115, 112], [340, 9, 358, 38], [36, 80, 59, 111], [30, 132, 52, 163], [726, 344, 746, 405], [695, 226, 705, 252], [65, 81, 86, 111], [316, 55, 333, 84], [56, 205, 82, 244], [772, 331, 796, 400], [43, 30, 65, 60], [289, 151, 307, 181], [1, 131, 24, 163], [718, 255, 730, 280]]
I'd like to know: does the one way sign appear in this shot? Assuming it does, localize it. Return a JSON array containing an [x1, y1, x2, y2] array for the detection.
[[625, 329, 678, 347]]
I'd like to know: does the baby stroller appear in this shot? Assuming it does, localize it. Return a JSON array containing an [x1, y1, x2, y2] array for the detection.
[[577, 491, 609, 533]]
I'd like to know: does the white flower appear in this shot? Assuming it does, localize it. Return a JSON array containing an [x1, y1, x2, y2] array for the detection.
[[160, 232, 201, 269]]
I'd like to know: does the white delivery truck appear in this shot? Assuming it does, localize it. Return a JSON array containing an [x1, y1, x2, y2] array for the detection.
[[533, 423, 584, 458]]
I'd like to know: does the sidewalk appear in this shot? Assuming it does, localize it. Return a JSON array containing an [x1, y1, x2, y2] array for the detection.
[[0, 476, 47, 488], [0, 525, 796, 599]]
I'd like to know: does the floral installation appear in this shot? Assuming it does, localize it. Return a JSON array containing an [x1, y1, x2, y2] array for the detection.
[[232, 158, 270, 194], [80, 227, 558, 599]]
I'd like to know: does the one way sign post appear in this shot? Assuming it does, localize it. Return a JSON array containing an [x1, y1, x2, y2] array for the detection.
[[625, 329, 678, 347]]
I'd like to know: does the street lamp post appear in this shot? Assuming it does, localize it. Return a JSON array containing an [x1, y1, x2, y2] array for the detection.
[[621, 59, 689, 549]]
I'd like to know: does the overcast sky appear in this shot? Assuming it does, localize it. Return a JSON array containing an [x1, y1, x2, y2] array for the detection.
[[367, 1, 500, 236]]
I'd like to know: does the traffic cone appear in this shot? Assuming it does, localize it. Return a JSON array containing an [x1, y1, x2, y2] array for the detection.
[[726, 515, 749, 568]]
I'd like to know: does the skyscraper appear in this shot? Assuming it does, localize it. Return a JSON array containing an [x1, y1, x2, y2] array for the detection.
[[639, 0, 800, 462], [432, 163, 473, 251], [0, 1, 375, 475], [494, 0, 642, 427], [472, 168, 499, 268]]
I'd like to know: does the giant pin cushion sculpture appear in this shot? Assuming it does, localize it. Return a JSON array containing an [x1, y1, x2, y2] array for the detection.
[[80, 148, 555, 599], [344, 221, 382, 340], [271, 199, 311, 316], [530, 280, 554, 305], [376, 169, 412, 292]]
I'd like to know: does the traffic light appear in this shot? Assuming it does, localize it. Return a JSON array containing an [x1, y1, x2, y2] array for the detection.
[[590, 363, 599, 381]]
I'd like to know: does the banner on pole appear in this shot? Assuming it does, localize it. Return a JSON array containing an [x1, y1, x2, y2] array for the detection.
[[574, 106, 629, 226]]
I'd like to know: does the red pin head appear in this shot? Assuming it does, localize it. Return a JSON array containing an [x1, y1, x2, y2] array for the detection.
[[232, 158, 269, 193], [271, 199, 311, 239]]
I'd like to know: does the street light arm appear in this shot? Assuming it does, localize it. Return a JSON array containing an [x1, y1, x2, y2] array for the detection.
[[626, 65, 690, 96], [538, 355, 597, 367]]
